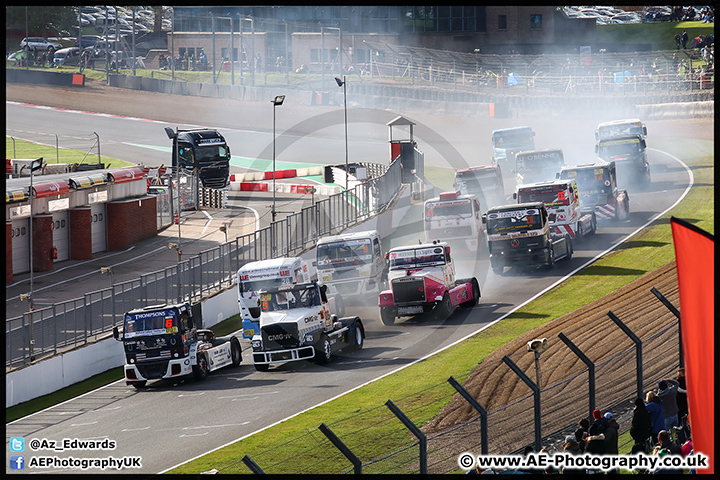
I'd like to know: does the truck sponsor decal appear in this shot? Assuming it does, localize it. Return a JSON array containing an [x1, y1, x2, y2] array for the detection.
[[600, 138, 640, 146], [487, 229, 544, 241], [487, 208, 539, 219]]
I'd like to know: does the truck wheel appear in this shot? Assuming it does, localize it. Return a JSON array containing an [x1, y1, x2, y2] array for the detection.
[[230, 338, 242, 367], [436, 293, 452, 320], [590, 214, 597, 235], [547, 246, 556, 269], [313, 336, 333, 364], [380, 307, 395, 326], [192, 353, 209, 381], [254, 363, 269, 372], [565, 235, 573, 260], [459, 278, 480, 309], [350, 323, 364, 350], [129, 381, 146, 389]]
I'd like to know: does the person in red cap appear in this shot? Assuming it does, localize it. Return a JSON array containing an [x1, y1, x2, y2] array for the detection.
[[592, 408, 608, 434]]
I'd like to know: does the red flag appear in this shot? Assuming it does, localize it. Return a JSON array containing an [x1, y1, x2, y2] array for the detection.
[[671, 217, 714, 473]]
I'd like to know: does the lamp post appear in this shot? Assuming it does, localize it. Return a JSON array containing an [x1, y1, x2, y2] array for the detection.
[[271, 95, 285, 223], [335, 75, 349, 191], [164, 126, 181, 261]]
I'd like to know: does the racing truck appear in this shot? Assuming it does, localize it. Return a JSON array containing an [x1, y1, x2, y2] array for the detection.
[[424, 190, 485, 253], [113, 303, 242, 388], [595, 118, 647, 142], [595, 134, 650, 188], [515, 179, 597, 240], [237, 257, 311, 339], [483, 202, 573, 275], [378, 241, 480, 326], [170, 128, 231, 189], [514, 148, 565, 188], [491, 126, 535, 167], [315, 230, 388, 299], [453, 164, 506, 210], [558, 160, 629, 221], [250, 282, 364, 370]]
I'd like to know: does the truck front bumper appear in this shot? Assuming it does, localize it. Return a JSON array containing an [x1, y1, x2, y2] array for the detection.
[[490, 247, 551, 268], [253, 346, 315, 365], [124, 357, 192, 382]]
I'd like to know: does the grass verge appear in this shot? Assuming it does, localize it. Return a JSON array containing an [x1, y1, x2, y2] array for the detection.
[[169, 137, 712, 473], [6, 137, 135, 169]]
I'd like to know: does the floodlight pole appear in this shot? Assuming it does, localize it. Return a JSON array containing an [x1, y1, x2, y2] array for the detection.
[[271, 95, 285, 224]]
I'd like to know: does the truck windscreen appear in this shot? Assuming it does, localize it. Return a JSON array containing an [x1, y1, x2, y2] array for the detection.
[[562, 168, 610, 194], [493, 132, 533, 149], [124, 310, 178, 338], [598, 140, 642, 158], [486, 210, 542, 234], [241, 277, 292, 295], [195, 145, 230, 166], [457, 172, 499, 190], [260, 286, 320, 311], [519, 189, 569, 206], [389, 247, 445, 268], [426, 200, 472, 220], [317, 240, 373, 267]]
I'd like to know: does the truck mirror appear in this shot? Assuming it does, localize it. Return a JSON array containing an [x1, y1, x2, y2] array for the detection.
[[641, 139, 647, 149], [549, 213, 556, 222], [113, 326, 120, 340], [311, 260, 317, 267], [595, 145, 599, 154], [556, 172, 560, 179], [481, 214, 486, 224], [249, 306, 261, 319], [320, 284, 327, 295], [512, 192, 517, 200]]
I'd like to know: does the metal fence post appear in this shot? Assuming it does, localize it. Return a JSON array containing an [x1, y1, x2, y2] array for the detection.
[[558, 332, 595, 423], [447, 376, 488, 455], [385, 399, 426, 474], [502, 355, 541, 451], [319, 422, 362, 474], [651, 287, 682, 367], [607, 310, 643, 401], [241, 454, 265, 474]]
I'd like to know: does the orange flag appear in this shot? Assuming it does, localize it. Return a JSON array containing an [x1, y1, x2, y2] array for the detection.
[[671, 217, 714, 473]]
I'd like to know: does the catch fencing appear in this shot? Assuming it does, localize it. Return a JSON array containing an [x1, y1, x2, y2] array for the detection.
[[206, 280, 681, 474], [5, 158, 404, 369]]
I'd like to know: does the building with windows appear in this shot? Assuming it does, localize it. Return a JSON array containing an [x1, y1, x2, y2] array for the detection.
[[165, 6, 595, 74]]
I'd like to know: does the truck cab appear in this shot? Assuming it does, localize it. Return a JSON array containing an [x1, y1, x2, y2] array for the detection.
[[595, 118, 647, 142], [250, 282, 364, 370], [595, 134, 650, 188], [483, 202, 572, 274], [514, 148, 565, 188], [491, 126, 535, 167], [237, 257, 311, 339], [559, 161, 630, 221], [315, 230, 387, 299], [378, 241, 480, 325], [424, 191, 485, 253], [453, 164, 505, 210], [173, 129, 231, 189], [515, 179, 597, 240]]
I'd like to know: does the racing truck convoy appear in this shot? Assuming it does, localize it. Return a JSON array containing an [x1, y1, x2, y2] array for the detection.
[[595, 134, 650, 188], [453, 164, 506, 210], [559, 160, 629, 221], [315, 230, 388, 299], [515, 179, 597, 240], [113, 303, 242, 388], [514, 148, 565, 188], [250, 282, 364, 370], [491, 126, 535, 167], [171, 128, 231, 189], [378, 241, 480, 325], [483, 202, 573, 275], [424, 190, 485, 253], [237, 257, 311, 339]]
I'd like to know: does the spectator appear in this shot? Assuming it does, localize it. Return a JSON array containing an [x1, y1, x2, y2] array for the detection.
[[657, 378, 685, 430], [255, 53, 262, 72], [584, 423, 605, 474], [630, 396, 653, 451], [675, 368, 688, 426], [681, 30, 689, 49], [656, 430, 682, 455], [561, 435, 585, 474], [674, 32, 682, 50], [653, 446, 682, 475], [646, 390, 665, 444], [603, 412, 620, 474], [591, 408, 608, 434], [574, 417, 590, 452]]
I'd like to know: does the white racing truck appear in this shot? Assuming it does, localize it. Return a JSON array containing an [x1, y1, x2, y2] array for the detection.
[[250, 282, 364, 370], [424, 190, 485, 253], [113, 303, 242, 388], [453, 164, 506, 210], [514, 179, 597, 241], [315, 230, 388, 299], [483, 202, 573, 275], [378, 241, 480, 325], [237, 257, 311, 340]]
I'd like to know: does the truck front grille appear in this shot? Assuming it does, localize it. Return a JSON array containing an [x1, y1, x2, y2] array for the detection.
[[261, 323, 300, 350], [392, 278, 426, 304], [136, 361, 168, 379]]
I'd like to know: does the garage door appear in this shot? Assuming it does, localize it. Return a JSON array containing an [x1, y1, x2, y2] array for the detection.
[[11, 219, 31, 275], [52, 211, 70, 262], [90, 203, 107, 253]]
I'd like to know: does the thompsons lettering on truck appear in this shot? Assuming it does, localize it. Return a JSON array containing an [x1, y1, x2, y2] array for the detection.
[[315, 230, 388, 298], [515, 179, 597, 240], [424, 191, 485, 252], [113, 303, 241, 388], [491, 126, 535, 166], [514, 148, 565, 188], [559, 160, 629, 221], [453, 164, 505, 210], [237, 257, 310, 339]]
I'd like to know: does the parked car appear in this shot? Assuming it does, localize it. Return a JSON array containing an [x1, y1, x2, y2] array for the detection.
[[52, 47, 82, 67], [20, 37, 62, 53], [75, 35, 102, 48]]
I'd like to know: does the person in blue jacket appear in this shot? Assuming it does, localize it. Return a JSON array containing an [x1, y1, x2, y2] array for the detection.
[[645, 390, 664, 445]]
